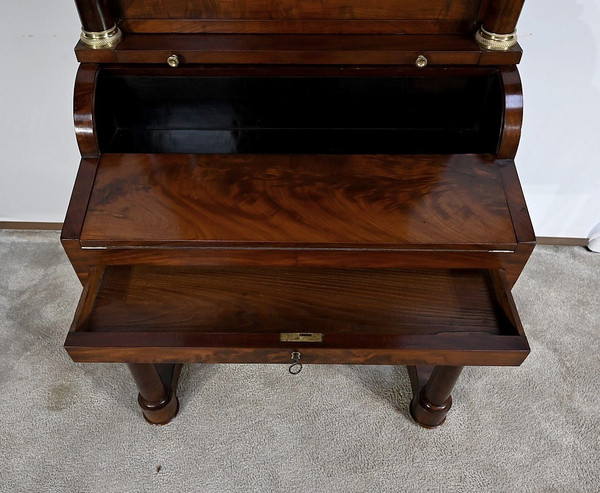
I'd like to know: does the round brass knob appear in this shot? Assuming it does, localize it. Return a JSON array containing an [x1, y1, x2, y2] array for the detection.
[[415, 55, 428, 68], [167, 54, 180, 68]]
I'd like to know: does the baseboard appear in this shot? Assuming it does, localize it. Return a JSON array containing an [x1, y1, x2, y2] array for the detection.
[[536, 237, 588, 247], [0, 221, 63, 230]]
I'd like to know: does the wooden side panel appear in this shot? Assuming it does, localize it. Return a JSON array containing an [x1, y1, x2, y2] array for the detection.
[[498, 159, 535, 287], [73, 64, 100, 158], [61, 158, 100, 284], [497, 66, 523, 160]]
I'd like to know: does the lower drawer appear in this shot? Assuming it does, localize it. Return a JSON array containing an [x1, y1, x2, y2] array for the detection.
[[65, 265, 529, 366]]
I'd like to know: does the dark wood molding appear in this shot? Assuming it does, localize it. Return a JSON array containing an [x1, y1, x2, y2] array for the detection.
[[0, 222, 63, 230], [74, 33, 520, 65]]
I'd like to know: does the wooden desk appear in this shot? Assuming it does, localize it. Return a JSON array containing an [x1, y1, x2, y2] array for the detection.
[[63, 0, 534, 427]]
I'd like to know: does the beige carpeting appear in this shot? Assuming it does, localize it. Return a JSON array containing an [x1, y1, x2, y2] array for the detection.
[[0, 230, 598, 492]]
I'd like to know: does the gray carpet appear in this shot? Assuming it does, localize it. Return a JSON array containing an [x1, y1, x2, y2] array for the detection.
[[0, 230, 598, 492]]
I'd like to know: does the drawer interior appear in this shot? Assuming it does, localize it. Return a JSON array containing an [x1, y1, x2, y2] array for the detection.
[[65, 265, 529, 365], [95, 70, 503, 154]]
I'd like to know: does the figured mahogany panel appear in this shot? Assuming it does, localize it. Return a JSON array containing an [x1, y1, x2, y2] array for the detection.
[[116, 0, 481, 22], [118, 19, 475, 35], [79, 153, 517, 250], [65, 265, 529, 365]]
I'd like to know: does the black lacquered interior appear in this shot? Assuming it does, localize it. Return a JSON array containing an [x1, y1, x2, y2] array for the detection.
[[95, 70, 503, 154]]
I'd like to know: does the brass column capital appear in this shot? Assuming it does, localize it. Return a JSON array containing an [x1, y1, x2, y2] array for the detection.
[[476, 26, 518, 51], [80, 25, 122, 49]]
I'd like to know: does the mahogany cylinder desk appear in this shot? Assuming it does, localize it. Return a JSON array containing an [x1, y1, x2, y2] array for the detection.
[[63, 0, 534, 427]]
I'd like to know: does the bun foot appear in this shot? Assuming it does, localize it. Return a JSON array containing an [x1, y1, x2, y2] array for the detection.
[[128, 363, 182, 425], [407, 365, 463, 428], [139, 390, 179, 425], [410, 389, 452, 429]]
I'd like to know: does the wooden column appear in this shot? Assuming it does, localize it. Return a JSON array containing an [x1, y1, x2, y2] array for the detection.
[[476, 0, 525, 50], [74, 0, 122, 49], [127, 363, 179, 425], [410, 366, 463, 428]]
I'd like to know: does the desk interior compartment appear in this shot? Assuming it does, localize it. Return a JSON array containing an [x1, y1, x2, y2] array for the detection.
[[95, 67, 504, 155]]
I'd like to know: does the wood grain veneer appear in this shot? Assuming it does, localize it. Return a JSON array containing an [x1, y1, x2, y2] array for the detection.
[[73, 64, 100, 158], [116, 0, 481, 23], [65, 265, 529, 365], [67, 0, 534, 427], [79, 154, 517, 251]]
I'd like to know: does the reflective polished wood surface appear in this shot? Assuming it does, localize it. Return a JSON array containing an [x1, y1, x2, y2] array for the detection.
[[65, 0, 533, 427]]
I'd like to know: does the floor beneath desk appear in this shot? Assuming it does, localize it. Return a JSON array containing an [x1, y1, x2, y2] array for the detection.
[[1, 230, 598, 492]]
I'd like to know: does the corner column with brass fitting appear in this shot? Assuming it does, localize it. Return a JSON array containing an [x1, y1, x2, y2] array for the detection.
[[75, 0, 122, 49], [476, 0, 525, 50]]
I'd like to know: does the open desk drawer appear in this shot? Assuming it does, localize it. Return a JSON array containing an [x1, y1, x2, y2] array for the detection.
[[65, 265, 529, 366]]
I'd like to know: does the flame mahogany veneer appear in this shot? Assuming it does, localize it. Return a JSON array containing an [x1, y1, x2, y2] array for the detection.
[[64, 0, 533, 427]]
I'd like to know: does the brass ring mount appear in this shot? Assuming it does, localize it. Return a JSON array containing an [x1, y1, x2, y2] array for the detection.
[[476, 26, 518, 51], [80, 25, 122, 49]]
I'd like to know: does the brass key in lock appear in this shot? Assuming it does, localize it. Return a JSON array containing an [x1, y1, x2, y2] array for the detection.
[[289, 351, 302, 375]]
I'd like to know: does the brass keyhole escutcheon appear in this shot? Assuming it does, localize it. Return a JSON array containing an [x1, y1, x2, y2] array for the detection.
[[289, 351, 302, 375], [415, 55, 428, 68], [167, 54, 180, 68]]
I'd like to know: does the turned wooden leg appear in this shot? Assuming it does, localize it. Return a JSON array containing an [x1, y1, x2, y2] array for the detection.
[[409, 365, 463, 429], [127, 363, 180, 425]]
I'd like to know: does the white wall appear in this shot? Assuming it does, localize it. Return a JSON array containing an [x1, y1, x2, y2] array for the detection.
[[518, 0, 600, 238], [0, 1, 599, 238], [0, 1, 80, 222]]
